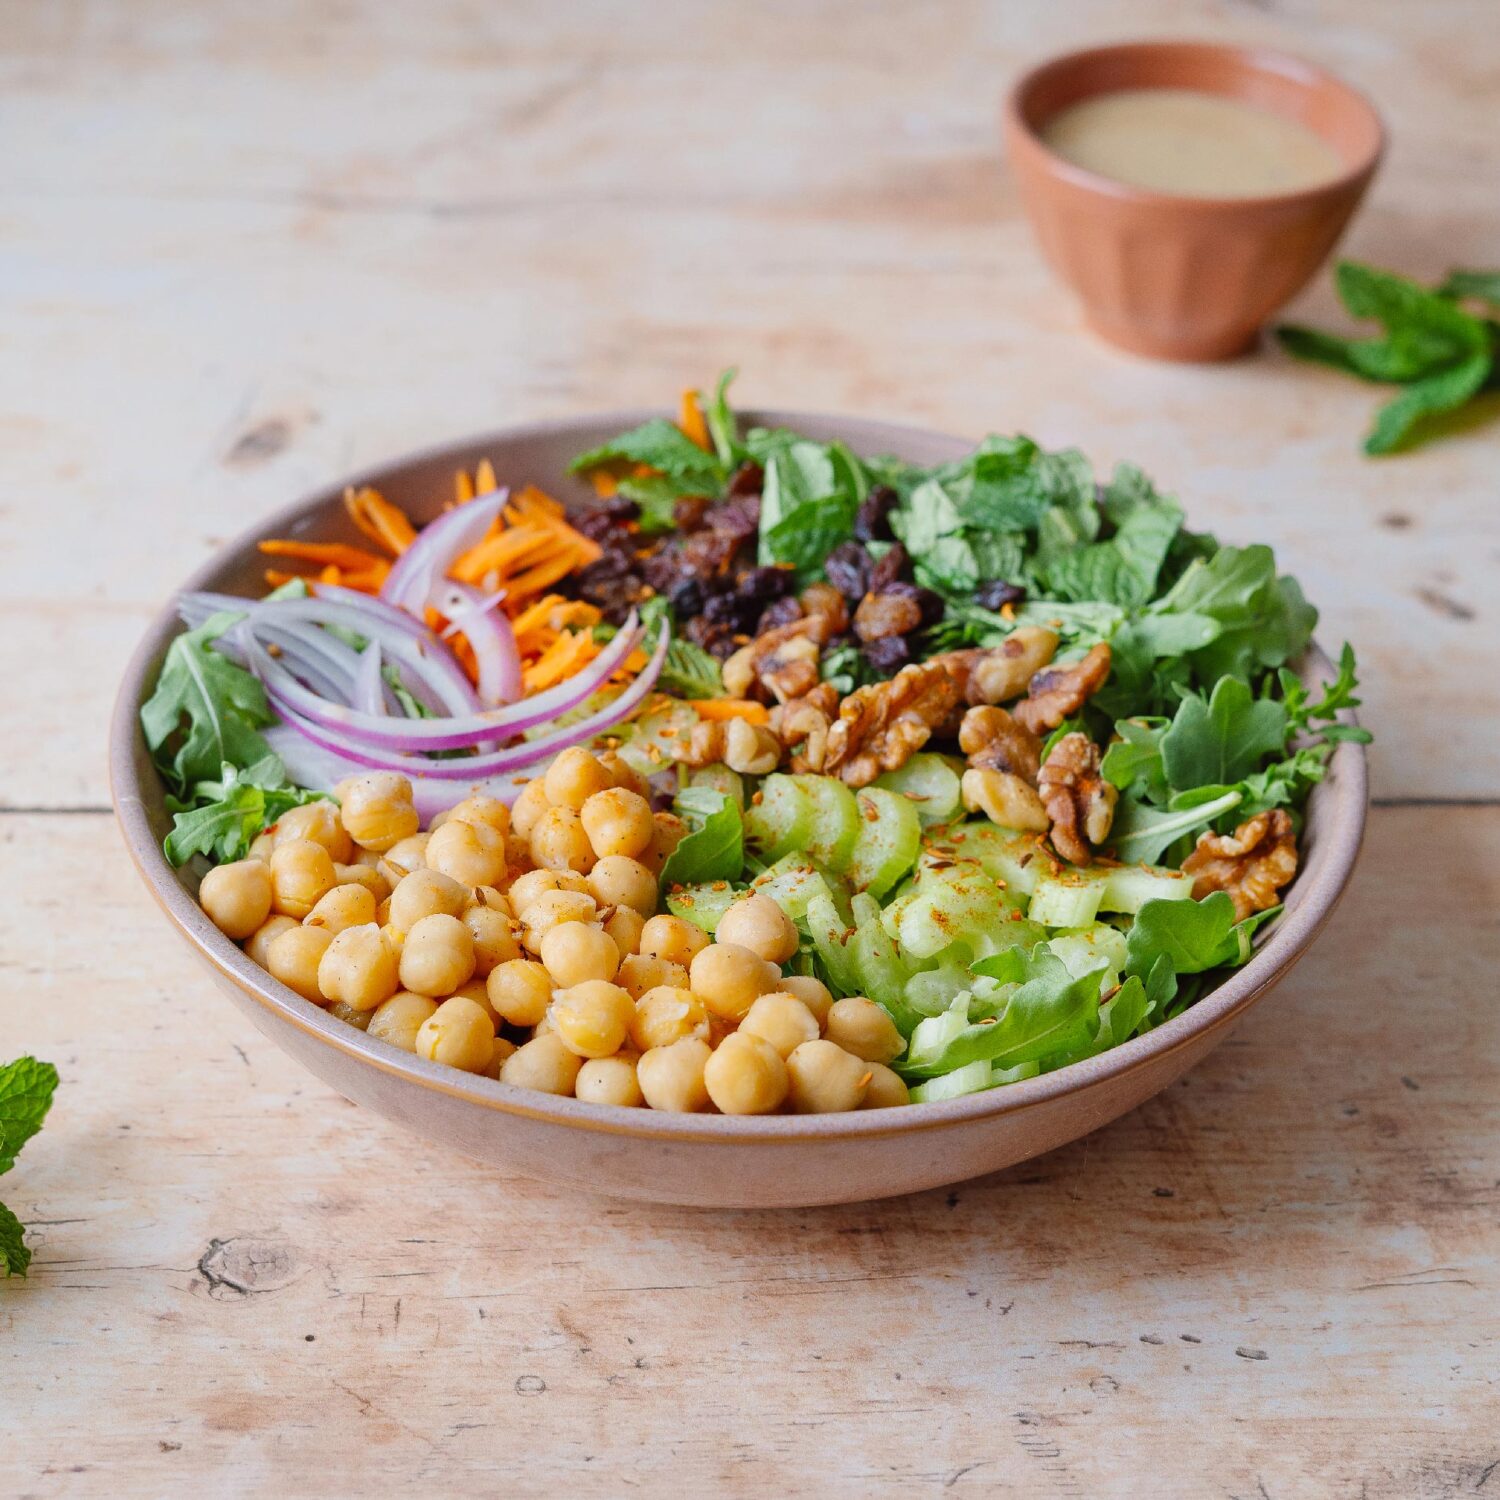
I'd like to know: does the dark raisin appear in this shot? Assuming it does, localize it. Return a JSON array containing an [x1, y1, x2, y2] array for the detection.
[[868, 542, 910, 592], [862, 634, 912, 675], [756, 596, 804, 633], [740, 565, 792, 604], [679, 529, 740, 578], [674, 495, 710, 532], [798, 582, 848, 634], [825, 542, 873, 601], [684, 613, 738, 657], [572, 497, 640, 540], [911, 585, 945, 627], [668, 577, 706, 617], [854, 484, 899, 542], [976, 579, 1026, 611], [726, 462, 765, 498], [711, 497, 761, 546], [704, 592, 758, 632]]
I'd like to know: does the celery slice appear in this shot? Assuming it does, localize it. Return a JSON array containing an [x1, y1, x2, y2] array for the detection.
[[910, 1060, 992, 1103], [874, 753, 963, 827], [665, 881, 741, 934], [790, 774, 861, 870], [743, 774, 815, 861], [689, 765, 745, 810], [1028, 872, 1106, 928], [845, 786, 922, 897], [751, 854, 842, 922]]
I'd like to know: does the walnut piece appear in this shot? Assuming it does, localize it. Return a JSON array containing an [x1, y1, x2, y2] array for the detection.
[[1013, 642, 1112, 736], [670, 717, 783, 776], [931, 626, 1059, 710], [1037, 731, 1117, 866], [961, 768, 1049, 832], [721, 615, 835, 704], [1182, 809, 1298, 921], [823, 662, 961, 788], [770, 683, 839, 773], [958, 705, 1042, 782]]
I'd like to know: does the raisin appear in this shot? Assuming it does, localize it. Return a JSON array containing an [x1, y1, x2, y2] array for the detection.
[[798, 581, 849, 634], [674, 495, 710, 532], [712, 496, 761, 543], [868, 542, 910, 592], [668, 577, 706, 617], [977, 579, 1026, 611], [704, 592, 758, 633], [854, 484, 899, 542], [726, 462, 765, 498], [756, 596, 804, 633], [853, 589, 924, 642], [862, 634, 912, 675], [573, 497, 640, 540], [826, 542, 873, 601], [740, 566, 793, 604]]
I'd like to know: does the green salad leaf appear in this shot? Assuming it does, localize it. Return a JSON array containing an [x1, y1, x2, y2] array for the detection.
[[1160, 676, 1289, 791], [0, 1055, 59, 1277], [660, 787, 743, 888], [570, 418, 725, 493], [164, 755, 331, 866]]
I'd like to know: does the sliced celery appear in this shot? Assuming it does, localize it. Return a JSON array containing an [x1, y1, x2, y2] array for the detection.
[[1102, 863, 1193, 913], [845, 786, 922, 897], [751, 854, 842, 922], [910, 1060, 993, 1103], [992, 1059, 1042, 1086], [875, 753, 963, 827], [665, 881, 741, 934], [927, 821, 1044, 896], [689, 765, 745, 809], [744, 774, 815, 861], [790, 774, 861, 870], [1028, 872, 1106, 928]]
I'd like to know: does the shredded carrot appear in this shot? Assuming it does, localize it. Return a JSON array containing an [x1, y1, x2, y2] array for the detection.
[[455, 469, 475, 504], [504, 548, 589, 603], [523, 629, 599, 693], [259, 539, 389, 572], [679, 387, 710, 450], [475, 458, 499, 495], [690, 699, 770, 725], [590, 470, 619, 498], [344, 487, 417, 555]]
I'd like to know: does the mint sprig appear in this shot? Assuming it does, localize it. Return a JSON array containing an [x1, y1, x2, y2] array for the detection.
[[0, 1056, 59, 1278]]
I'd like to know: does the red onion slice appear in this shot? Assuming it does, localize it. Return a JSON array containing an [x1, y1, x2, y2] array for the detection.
[[381, 490, 508, 615], [436, 581, 523, 708]]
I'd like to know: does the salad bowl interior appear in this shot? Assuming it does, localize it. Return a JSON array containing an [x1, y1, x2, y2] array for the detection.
[[111, 411, 1368, 1207]]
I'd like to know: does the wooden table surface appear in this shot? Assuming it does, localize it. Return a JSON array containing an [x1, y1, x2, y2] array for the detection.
[[3, 2, 1496, 1495]]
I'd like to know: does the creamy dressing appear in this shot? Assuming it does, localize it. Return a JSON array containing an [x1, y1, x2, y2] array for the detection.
[[1040, 87, 1343, 198]]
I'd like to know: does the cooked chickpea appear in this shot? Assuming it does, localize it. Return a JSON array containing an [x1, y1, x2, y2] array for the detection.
[[576, 1055, 643, 1107], [303, 882, 377, 935], [510, 777, 553, 840], [508, 867, 590, 918], [860, 1063, 911, 1109], [785, 1039, 870, 1114], [275, 801, 352, 862], [579, 787, 654, 860], [597, 749, 650, 797], [487, 958, 553, 1028], [268, 839, 337, 919], [399, 913, 476, 997], [704, 1032, 789, 1115], [388, 868, 468, 933], [636, 1037, 712, 1113], [550, 980, 634, 1058], [617, 954, 689, 1000], [337, 772, 419, 852], [245, 913, 298, 968], [520, 889, 598, 953], [503, 834, 535, 880], [366, 991, 438, 1052], [501, 1032, 583, 1096], [529, 806, 597, 874], [689, 942, 780, 1023], [464, 904, 521, 976], [425, 817, 507, 888], [484, 1035, 519, 1079], [445, 794, 511, 837], [540, 922, 619, 989], [316, 922, 399, 1010], [266, 924, 334, 1002], [638, 812, 687, 877], [639, 914, 710, 967], [380, 922, 404, 957], [602, 904, 645, 959], [714, 893, 799, 964], [778, 974, 834, 1028], [414, 995, 495, 1073], [380, 832, 430, 881], [248, 831, 276, 862], [333, 861, 391, 901], [824, 997, 905, 1064], [451, 977, 502, 1029], [630, 986, 710, 1052], [467, 884, 513, 915], [587, 855, 658, 917], [543, 747, 614, 811], [199, 859, 272, 941], [739, 993, 821, 1059]]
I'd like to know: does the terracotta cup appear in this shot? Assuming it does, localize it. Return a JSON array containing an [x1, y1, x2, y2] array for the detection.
[[1003, 41, 1384, 360]]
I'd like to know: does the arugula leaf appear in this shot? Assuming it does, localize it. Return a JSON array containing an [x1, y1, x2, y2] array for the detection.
[[1101, 717, 1169, 802], [1125, 892, 1270, 982], [1160, 676, 1289, 791], [1108, 788, 1242, 866], [660, 788, 743, 887], [163, 755, 331, 866], [569, 419, 725, 493], [140, 613, 276, 794], [1280, 642, 1371, 743], [0, 1055, 59, 1278]]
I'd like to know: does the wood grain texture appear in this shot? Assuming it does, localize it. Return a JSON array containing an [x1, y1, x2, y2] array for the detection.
[[1, 0, 1496, 1494]]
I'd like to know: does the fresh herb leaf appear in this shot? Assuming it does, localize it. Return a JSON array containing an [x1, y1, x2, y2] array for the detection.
[[569, 419, 725, 493], [1160, 676, 1289, 791], [659, 638, 723, 700], [1364, 351, 1493, 454], [615, 473, 688, 533], [660, 787, 743, 887], [0, 1055, 59, 1278], [761, 493, 858, 577], [1108, 788, 1242, 866], [699, 368, 742, 469], [1100, 716, 1170, 802], [1125, 893, 1269, 983], [1438, 269, 1500, 308], [163, 755, 331, 866]]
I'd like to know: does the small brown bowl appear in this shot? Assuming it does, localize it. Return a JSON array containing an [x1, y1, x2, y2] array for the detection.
[[110, 412, 1368, 1207], [1003, 41, 1384, 361]]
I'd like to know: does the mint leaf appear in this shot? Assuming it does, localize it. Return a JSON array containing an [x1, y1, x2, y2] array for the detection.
[[0, 1200, 30, 1278], [1365, 351, 1493, 454], [699, 368, 741, 468], [659, 638, 723, 700], [1438, 269, 1500, 308], [569, 419, 724, 493], [661, 787, 743, 887], [0, 1056, 59, 1177], [1161, 676, 1289, 791], [761, 493, 857, 577]]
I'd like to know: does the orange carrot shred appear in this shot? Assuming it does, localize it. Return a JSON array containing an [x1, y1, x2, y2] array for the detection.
[[475, 458, 498, 495], [590, 470, 619, 498], [680, 388, 710, 450], [343, 487, 417, 554], [259, 539, 389, 572], [690, 699, 770, 724]]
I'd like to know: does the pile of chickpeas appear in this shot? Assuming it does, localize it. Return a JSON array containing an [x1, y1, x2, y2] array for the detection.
[[197, 744, 910, 1114]]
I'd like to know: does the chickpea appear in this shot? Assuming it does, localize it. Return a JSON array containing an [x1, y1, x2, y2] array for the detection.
[[451, 977, 503, 1030], [380, 922, 405, 958], [248, 831, 276, 862], [704, 1032, 789, 1115], [603, 905, 645, 959], [399, 913, 476, 997], [337, 772, 419, 852], [530, 806, 596, 874], [824, 997, 905, 1065], [503, 833, 536, 881], [303, 882, 377, 935], [487, 958, 553, 1028], [445, 794, 511, 837], [587, 855, 658, 917], [689, 942, 780, 1023], [550, 980, 634, 1059], [576, 1055, 643, 1108], [327, 1000, 372, 1030], [245, 913, 298, 968], [739, 993, 821, 1059], [388, 868, 468, 933], [366, 991, 438, 1052], [199, 859, 272, 941], [268, 839, 337, 920], [509, 867, 590, 918], [543, 747, 613, 812], [380, 832, 430, 882], [501, 1032, 583, 1096], [638, 914, 710, 968], [333, 861, 391, 901], [617, 954, 688, 1000], [540, 922, 619, 989], [860, 1063, 911, 1109], [785, 1039, 869, 1114], [484, 1035, 519, 1079], [597, 749, 649, 798], [467, 884, 513, 916], [714, 893, 799, 964], [510, 777, 553, 841], [266, 924, 334, 1002], [275, 801, 353, 862], [636, 1037, 712, 1113], [638, 812, 687, 878], [464, 904, 522, 976], [630, 986, 710, 1052], [520, 889, 598, 954], [316, 922, 399, 1010], [348, 845, 384, 870], [414, 995, 495, 1073], [425, 817, 507, 888], [579, 787, 654, 860], [778, 974, 833, 1029]]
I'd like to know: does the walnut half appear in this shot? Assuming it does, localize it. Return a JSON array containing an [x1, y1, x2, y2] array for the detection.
[[958, 705, 1042, 781], [823, 661, 961, 788], [1013, 642, 1112, 736], [1182, 809, 1298, 921], [1037, 731, 1117, 866]]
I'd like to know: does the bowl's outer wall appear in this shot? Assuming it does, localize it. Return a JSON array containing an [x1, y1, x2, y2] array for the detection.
[[113, 411, 1368, 1207]]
